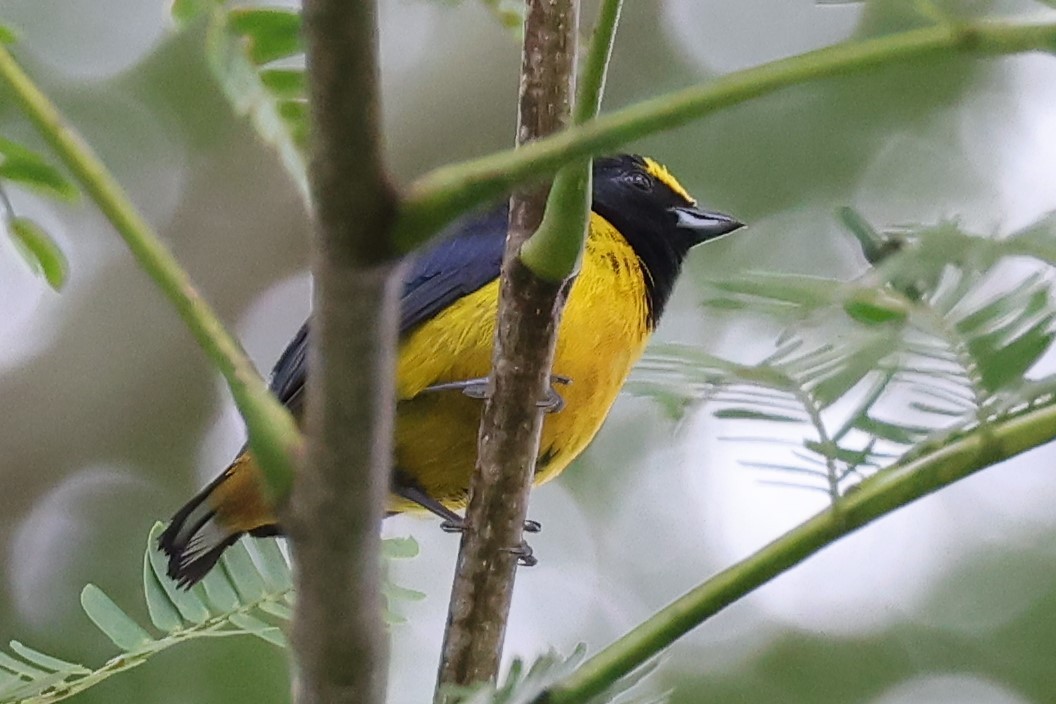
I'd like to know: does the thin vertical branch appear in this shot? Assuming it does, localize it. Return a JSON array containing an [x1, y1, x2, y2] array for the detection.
[[435, 0, 580, 698], [289, 1, 400, 703], [520, 0, 623, 279]]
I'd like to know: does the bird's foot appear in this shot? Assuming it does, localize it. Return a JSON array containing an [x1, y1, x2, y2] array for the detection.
[[421, 374, 571, 414], [440, 518, 540, 566], [504, 541, 538, 567], [421, 377, 491, 400], [440, 517, 542, 534], [538, 375, 571, 413], [439, 518, 463, 533]]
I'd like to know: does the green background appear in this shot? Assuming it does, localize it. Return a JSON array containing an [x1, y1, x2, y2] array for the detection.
[[2, 0, 1056, 702]]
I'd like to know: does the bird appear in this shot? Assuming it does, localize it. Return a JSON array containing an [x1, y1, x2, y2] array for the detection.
[[159, 154, 743, 587]]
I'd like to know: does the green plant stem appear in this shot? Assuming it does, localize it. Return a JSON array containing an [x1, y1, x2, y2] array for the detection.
[[0, 44, 299, 498], [539, 402, 1056, 704], [573, 0, 622, 123], [395, 18, 1056, 251], [520, 0, 623, 281], [519, 163, 589, 281]]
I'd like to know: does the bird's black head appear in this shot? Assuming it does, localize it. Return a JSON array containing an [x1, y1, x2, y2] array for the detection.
[[591, 154, 743, 327]]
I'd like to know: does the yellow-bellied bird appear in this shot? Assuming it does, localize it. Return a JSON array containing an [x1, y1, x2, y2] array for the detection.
[[159, 154, 743, 587]]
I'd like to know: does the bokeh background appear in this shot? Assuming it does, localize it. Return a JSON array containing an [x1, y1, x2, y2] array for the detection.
[[3, 0, 1056, 702]]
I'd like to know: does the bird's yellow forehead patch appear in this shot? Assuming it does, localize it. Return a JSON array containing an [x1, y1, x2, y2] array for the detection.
[[643, 157, 696, 205]]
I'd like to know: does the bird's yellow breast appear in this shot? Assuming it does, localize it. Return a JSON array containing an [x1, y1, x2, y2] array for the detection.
[[392, 212, 652, 509]]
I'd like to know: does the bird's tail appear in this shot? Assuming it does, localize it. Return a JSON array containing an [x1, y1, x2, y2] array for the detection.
[[158, 452, 279, 589]]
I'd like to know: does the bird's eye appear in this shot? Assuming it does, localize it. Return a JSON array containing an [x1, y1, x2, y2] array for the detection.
[[626, 172, 652, 192]]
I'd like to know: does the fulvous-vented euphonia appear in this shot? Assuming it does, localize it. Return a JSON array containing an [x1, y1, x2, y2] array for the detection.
[[159, 154, 743, 586]]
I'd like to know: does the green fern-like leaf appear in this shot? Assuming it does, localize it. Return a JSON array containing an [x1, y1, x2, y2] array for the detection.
[[0, 138, 77, 202], [6, 217, 69, 290], [227, 7, 301, 65], [0, 135, 78, 291], [175, 0, 534, 201], [0, 522, 420, 704], [0, 41, 74, 293], [444, 646, 665, 704], [186, 3, 309, 203], [634, 330, 899, 498], [632, 210, 1056, 500]]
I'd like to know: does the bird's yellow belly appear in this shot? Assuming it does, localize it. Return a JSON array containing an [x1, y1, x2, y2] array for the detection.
[[391, 215, 650, 511]]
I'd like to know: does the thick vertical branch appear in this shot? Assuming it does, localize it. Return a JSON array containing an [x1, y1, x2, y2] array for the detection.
[[435, 0, 579, 697], [289, 2, 400, 704]]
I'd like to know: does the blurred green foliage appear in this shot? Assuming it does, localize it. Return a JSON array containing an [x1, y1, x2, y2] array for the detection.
[[0, 524, 420, 703], [634, 212, 1056, 498], [0, 135, 76, 289], [3, 1, 1056, 703]]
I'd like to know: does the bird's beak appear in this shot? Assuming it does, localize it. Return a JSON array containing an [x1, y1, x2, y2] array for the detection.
[[669, 205, 744, 243]]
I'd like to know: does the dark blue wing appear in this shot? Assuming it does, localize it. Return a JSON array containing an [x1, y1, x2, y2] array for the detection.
[[398, 205, 507, 334], [268, 320, 310, 412], [267, 205, 508, 412]]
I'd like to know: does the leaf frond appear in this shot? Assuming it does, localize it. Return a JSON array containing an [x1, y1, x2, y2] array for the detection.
[[0, 523, 420, 704], [444, 646, 666, 704], [0, 133, 77, 290], [634, 210, 1056, 501], [183, 3, 309, 203]]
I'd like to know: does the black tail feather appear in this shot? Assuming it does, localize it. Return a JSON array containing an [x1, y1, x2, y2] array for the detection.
[[157, 471, 241, 590], [161, 531, 243, 590]]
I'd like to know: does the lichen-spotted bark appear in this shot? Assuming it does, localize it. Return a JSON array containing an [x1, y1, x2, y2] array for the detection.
[[435, 0, 581, 698]]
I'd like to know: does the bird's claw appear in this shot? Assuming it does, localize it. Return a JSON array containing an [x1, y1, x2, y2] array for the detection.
[[461, 381, 490, 401], [440, 518, 541, 534], [537, 375, 571, 414], [421, 374, 571, 414], [440, 519, 464, 533], [419, 378, 490, 399], [504, 540, 537, 567], [440, 518, 540, 566]]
